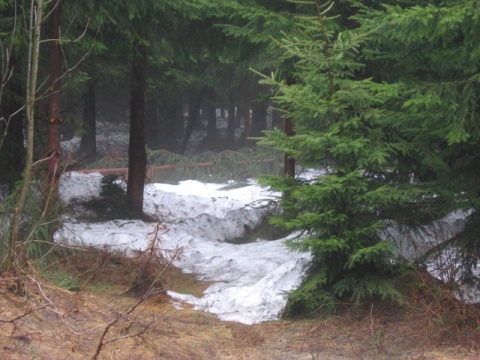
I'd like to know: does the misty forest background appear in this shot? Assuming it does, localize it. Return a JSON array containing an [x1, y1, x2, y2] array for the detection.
[[1, 0, 480, 315]]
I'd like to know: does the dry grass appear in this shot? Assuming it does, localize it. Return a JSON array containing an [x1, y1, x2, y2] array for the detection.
[[1, 249, 479, 360]]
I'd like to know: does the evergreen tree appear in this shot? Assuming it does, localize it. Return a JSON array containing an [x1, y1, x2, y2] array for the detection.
[[261, 0, 480, 313], [259, 0, 413, 312], [355, 0, 480, 278]]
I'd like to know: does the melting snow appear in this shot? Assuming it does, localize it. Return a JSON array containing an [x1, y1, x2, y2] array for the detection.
[[56, 172, 310, 324]]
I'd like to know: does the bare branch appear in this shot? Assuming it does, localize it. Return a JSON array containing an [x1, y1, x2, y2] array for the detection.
[[0, 305, 48, 337], [92, 223, 182, 359], [0, 306, 46, 323]]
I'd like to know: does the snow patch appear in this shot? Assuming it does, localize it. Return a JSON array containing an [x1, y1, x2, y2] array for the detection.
[[56, 172, 308, 324]]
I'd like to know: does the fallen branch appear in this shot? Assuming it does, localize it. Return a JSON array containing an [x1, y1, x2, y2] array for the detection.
[[74, 158, 278, 178]]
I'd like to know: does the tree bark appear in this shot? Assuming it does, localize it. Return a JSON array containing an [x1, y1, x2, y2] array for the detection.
[[238, 77, 252, 148], [146, 91, 182, 152], [79, 75, 96, 159], [181, 87, 205, 154], [161, 99, 182, 152], [46, 0, 62, 195], [8, 0, 44, 267], [284, 75, 295, 177], [0, 56, 25, 188], [284, 3, 296, 177], [206, 93, 217, 139], [250, 80, 267, 146], [145, 94, 160, 150], [227, 89, 236, 146], [127, 40, 148, 219]]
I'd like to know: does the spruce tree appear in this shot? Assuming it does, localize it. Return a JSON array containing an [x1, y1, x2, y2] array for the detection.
[[261, 0, 480, 313], [259, 0, 413, 312], [355, 0, 480, 278]]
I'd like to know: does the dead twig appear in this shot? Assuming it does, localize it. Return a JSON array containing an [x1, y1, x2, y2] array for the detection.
[[348, 337, 364, 360], [92, 222, 183, 359], [0, 305, 47, 337], [369, 303, 375, 336]]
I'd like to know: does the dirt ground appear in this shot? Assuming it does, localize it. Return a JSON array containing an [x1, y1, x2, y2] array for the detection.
[[1, 256, 479, 360]]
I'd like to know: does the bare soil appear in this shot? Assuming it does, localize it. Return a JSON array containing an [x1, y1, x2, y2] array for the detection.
[[1, 255, 478, 360]]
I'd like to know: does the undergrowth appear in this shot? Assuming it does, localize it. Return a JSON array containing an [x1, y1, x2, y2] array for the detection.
[[407, 269, 480, 348], [31, 222, 175, 296], [0, 170, 63, 270], [2, 233, 480, 354], [0, 219, 181, 360], [83, 174, 130, 221]]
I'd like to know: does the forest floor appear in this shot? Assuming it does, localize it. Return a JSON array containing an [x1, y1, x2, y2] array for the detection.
[[0, 251, 479, 360]]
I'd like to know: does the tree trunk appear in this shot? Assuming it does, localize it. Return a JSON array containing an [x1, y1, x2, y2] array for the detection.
[[8, 0, 44, 267], [79, 75, 96, 159], [284, 75, 295, 177], [127, 40, 148, 219], [206, 95, 217, 139], [238, 77, 252, 148], [181, 87, 205, 154], [227, 89, 236, 146], [46, 0, 62, 194], [284, 117, 295, 177], [284, 3, 296, 177], [250, 79, 267, 146], [146, 94, 160, 150], [42, 0, 63, 238], [160, 99, 182, 152], [0, 56, 25, 188], [147, 91, 182, 152]]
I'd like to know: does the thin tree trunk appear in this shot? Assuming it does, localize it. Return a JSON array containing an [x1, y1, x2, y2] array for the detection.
[[284, 3, 296, 177], [79, 75, 96, 158], [147, 91, 181, 152], [250, 79, 267, 146], [206, 96, 217, 139], [127, 40, 148, 219], [161, 99, 182, 152], [284, 75, 295, 177], [181, 87, 205, 154], [284, 118, 295, 177], [227, 89, 236, 146], [0, 56, 25, 187], [9, 0, 43, 265], [146, 94, 160, 150], [238, 77, 252, 148], [45, 0, 62, 213]]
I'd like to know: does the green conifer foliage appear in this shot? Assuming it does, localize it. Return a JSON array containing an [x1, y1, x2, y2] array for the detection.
[[259, 1, 411, 313], [261, 0, 480, 313], [356, 0, 480, 278]]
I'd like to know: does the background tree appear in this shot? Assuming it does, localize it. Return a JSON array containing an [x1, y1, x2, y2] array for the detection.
[[78, 63, 96, 158], [219, 0, 300, 167], [0, 2, 26, 189], [127, 28, 149, 219], [101, 0, 212, 218]]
